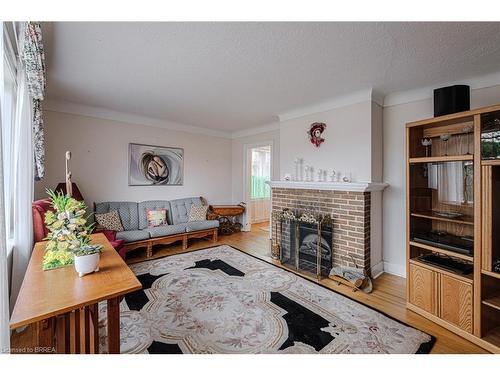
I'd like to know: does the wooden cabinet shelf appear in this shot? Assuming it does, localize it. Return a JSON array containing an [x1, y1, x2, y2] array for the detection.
[[409, 155, 474, 164], [410, 211, 474, 226], [482, 269, 500, 280], [409, 241, 474, 262], [483, 326, 500, 348], [409, 258, 473, 283], [407, 103, 500, 353], [481, 159, 500, 166], [482, 296, 500, 311]]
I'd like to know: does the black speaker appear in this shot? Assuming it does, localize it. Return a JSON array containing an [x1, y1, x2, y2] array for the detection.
[[433, 85, 470, 117]]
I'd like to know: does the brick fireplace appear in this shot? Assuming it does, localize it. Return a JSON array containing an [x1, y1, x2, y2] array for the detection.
[[268, 181, 388, 277]]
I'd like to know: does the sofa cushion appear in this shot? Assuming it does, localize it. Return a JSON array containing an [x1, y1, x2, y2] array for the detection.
[[147, 223, 187, 238], [95, 211, 124, 232], [95, 202, 139, 231], [146, 209, 168, 227], [116, 229, 150, 243], [138, 200, 171, 229], [188, 205, 208, 221], [186, 220, 219, 232], [169, 197, 203, 225]]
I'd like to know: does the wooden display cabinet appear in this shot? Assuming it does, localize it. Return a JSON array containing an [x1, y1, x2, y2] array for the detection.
[[406, 104, 500, 353]]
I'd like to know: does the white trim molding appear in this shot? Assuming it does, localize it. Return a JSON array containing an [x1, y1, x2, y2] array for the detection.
[[231, 121, 280, 139], [277, 88, 383, 122], [242, 140, 276, 232], [44, 99, 230, 138], [44, 70, 500, 139], [266, 180, 389, 192], [371, 261, 385, 279], [384, 70, 500, 107], [383, 261, 406, 278]]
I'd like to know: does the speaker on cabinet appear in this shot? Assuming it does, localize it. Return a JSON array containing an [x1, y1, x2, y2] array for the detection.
[[433, 85, 470, 117]]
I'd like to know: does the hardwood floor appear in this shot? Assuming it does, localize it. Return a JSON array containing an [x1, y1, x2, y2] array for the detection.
[[126, 221, 487, 353], [11, 221, 488, 353]]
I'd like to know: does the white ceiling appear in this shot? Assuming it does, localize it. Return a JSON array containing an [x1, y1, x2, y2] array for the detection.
[[42, 22, 500, 132]]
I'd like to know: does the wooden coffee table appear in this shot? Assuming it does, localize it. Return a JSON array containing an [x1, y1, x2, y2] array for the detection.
[[10, 233, 141, 354]]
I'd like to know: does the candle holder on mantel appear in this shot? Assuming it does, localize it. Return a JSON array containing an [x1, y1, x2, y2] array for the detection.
[[317, 169, 324, 182], [293, 157, 305, 181], [330, 170, 336, 182]]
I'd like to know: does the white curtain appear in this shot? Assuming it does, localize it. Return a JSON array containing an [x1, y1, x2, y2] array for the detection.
[[428, 162, 464, 204], [0, 22, 11, 354], [0, 22, 37, 352], [8, 55, 34, 311]]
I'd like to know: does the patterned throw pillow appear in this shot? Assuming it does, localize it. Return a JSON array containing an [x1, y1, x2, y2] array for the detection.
[[95, 211, 124, 232], [147, 209, 168, 227], [188, 205, 208, 221]]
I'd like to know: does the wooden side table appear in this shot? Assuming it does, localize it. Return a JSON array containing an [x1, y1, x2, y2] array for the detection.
[[10, 233, 141, 354], [209, 205, 245, 235]]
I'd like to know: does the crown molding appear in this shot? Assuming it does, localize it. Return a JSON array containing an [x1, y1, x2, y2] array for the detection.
[[277, 88, 382, 122], [383, 70, 500, 107], [371, 89, 385, 108], [43, 99, 231, 138], [230, 121, 280, 139], [44, 70, 500, 141]]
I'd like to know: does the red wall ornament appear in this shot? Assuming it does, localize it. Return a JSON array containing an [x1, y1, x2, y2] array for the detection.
[[308, 122, 326, 147]]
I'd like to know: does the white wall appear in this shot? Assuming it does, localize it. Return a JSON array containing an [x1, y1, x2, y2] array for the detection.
[[35, 111, 233, 210], [279, 101, 374, 182], [371, 102, 383, 183], [382, 84, 500, 277], [278, 100, 386, 275], [38, 83, 500, 279]]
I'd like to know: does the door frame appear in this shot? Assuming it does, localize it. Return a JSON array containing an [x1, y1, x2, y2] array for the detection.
[[242, 140, 275, 232]]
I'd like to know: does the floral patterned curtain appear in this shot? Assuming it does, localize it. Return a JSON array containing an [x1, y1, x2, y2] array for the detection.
[[21, 21, 46, 180]]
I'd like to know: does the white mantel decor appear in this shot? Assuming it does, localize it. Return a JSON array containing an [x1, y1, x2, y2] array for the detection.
[[266, 180, 389, 192]]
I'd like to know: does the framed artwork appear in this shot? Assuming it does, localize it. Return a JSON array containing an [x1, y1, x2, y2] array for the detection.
[[128, 143, 184, 186]]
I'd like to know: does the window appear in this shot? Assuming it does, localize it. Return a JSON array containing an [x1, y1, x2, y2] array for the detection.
[[1, 24, 18, 251], [250, 146, 271, 199]]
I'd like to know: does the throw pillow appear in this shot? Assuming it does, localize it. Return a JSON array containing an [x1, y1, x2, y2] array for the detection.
[[188, 205, 208, 221], [147, 209, 168, 227], [95, 211, 124, 232]]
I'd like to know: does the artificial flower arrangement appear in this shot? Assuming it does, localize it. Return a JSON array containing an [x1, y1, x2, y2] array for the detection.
[[42, 189, 102, 270]]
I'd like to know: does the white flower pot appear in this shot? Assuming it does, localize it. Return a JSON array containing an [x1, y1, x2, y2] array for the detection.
[[74, 253, 100, 277]]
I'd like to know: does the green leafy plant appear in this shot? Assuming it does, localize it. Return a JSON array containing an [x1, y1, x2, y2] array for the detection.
[[42, 189, 102, 270], [72, 244, 103, 257]]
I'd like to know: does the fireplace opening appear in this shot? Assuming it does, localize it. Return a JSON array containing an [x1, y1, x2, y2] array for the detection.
[[277, 210, 333, 278]]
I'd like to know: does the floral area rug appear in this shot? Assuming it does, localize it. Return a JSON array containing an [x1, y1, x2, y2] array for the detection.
[[98, 245, 434, 354]]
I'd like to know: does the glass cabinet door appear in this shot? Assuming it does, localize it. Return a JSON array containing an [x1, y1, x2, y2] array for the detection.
[[481, 110, 500, 160]]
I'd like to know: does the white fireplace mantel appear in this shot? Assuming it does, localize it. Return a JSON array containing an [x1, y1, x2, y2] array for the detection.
[[266, 180, 389, 192]]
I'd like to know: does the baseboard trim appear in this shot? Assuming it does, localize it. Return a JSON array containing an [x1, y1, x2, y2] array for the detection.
[[383, 261, 406, 278], [370, 261, 384, 279]]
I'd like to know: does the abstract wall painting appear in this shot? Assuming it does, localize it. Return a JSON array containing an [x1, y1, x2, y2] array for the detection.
[[128, 143, 184, 186]]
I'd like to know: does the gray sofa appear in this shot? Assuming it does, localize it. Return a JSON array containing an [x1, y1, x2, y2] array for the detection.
[[95, 197, 219, 258]]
